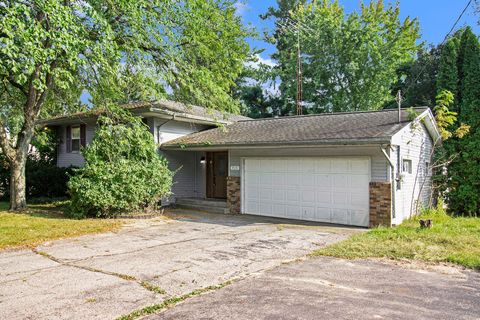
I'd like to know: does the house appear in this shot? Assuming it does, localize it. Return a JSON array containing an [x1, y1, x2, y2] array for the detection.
[[41, 101, 441, 227]]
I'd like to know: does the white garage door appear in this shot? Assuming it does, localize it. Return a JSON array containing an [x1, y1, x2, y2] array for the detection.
[[243, 157, 370, 227]]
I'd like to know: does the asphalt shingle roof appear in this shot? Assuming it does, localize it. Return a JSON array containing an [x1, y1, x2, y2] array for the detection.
[[162, 108, 429, 148], [40, 100, 249, 124]]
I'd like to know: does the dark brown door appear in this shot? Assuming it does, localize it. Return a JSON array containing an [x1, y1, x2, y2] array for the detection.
[[206, 152, 228, 199]]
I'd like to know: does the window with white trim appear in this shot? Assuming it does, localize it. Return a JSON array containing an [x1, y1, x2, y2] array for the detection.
[[402, 159, 412, 174]]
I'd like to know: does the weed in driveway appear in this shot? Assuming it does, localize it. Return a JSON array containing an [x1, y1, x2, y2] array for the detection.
[[117, 281, 233, 320], [140, 281, 167, 295]]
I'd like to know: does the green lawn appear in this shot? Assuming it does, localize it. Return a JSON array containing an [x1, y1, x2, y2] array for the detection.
[[312, 208, 480, 269], [0, 202, 123, 250]]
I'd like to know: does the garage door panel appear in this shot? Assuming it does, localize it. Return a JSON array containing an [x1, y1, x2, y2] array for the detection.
[[316, 191, 332, 205], [302, 206, 315, 220], [332, 192, 348, 205], [315, 174, 331, 188], [259, 188, 272, 201], [331, 160, 349, 173], [315, 207, 332, 221], [351, 210, 369, 226], [316, 159, 331, 173], [351, 175, 369, 188], [332, 208, 349, 224], [301, 190, 315, 202], [301, 173, 315, 186], [244, 157, 370, 227], [272, 190, 286, 201], [258, 202, 273, 215], [246, 187, 258, 200], [351, 159, 369, 174], [286, 205, 302, 219], [286, 190, 300, 202], [333, 175, 348, 188], [271, 173, 285, 186]]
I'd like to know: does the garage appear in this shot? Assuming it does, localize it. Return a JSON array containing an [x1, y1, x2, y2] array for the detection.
[[242, 157, 371, 227]]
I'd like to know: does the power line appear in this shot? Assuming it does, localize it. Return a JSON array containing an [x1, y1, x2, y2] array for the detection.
[[401, 0, 473, 103]]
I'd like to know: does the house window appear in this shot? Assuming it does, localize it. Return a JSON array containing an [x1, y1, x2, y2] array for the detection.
[[402, 159, 412, 174], [71, 126, 81, 152]]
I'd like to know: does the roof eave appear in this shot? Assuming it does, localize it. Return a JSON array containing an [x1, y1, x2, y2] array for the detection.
[[161, 137, 392, 151]]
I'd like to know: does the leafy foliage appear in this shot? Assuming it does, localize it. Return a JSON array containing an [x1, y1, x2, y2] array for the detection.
[[386, 46, 441, 109], [0, 128, 72, 201], [0, 0, 251, 210], [263, 0, 420, 113], [68, 110, 173, 218], [443, 27, 480, 216]]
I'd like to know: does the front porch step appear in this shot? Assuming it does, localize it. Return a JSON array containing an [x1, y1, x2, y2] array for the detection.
[[175, 198, 229, 214]]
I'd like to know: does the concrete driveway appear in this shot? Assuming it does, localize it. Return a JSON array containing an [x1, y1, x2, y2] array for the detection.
[[151, 257, 480, 320], [0, 210, 359, 320]]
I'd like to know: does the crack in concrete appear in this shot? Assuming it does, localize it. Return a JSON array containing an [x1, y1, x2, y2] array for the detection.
[[30, 248, 168, 297]]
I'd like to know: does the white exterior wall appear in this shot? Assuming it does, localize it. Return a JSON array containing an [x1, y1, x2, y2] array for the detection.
[[391, 122, 434, 225], [56, 120, 96, 168], [229, 146, 390, 183], [159, 150, 206, 202], [154, 118, 209, 145]]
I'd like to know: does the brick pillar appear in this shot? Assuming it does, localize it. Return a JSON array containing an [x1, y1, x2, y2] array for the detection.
[[369, 182, 392, 227], [226, 176, 241, 214]]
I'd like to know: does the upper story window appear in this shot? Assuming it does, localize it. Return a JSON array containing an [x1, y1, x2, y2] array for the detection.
[[402, 159, 412, 174], [71, 126, 81, 152], [66, 124, 86, 153]]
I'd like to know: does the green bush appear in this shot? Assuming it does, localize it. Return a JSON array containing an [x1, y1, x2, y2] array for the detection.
[[68, 110, 173, 218], [0, 155, 73, 201]]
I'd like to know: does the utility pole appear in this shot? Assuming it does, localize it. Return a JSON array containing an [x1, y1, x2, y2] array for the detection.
[[396, 90, 402, 123], [296, 25, 303, 115]]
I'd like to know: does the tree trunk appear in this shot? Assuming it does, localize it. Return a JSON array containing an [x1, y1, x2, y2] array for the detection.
[[9, 157, 27, 211]]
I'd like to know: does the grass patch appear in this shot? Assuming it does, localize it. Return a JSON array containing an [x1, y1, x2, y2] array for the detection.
[[117, 281, 233, 320], [140, 281, 167, 295], [312, 207, 480, 269], [0, 202, 123, 250]]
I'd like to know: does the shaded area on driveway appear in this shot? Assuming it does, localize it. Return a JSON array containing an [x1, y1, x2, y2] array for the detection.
[[0, 210, 360, 320], [150, 256, 480, 320]]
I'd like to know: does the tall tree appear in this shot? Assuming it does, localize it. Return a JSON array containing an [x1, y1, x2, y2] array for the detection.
[[437, 37, 461, 108], [264, 0, 420, 113], [0, 0, 250, 210], [387, 46, 441, 109], [443, 27, 480, 215]]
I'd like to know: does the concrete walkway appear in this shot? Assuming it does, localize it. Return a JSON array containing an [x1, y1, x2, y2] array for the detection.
[[0, 210, 360, 320], [151, 256, 480, 320]]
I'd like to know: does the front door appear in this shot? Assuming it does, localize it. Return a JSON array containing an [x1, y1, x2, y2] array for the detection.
[[206, 152, 228, 199]]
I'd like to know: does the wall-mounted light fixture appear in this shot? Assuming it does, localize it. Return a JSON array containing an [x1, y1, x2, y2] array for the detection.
[[200, 156, 206, 164]]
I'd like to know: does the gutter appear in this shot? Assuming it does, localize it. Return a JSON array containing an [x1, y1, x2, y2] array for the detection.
[[161, 138, 392, 151], [149, 108, 232, 126]]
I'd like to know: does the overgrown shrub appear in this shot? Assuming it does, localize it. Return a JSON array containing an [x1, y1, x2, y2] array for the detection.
[[68, 110, 173, 218]]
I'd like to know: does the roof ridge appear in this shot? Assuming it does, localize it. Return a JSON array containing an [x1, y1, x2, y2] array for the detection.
[[238, 107, 429, 123]]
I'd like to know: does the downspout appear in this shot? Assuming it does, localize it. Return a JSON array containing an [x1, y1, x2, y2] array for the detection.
[[381, 145, 396, 220]]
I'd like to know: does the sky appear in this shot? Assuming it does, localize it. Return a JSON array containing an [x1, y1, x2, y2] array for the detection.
[[236, 0, 480, 64]]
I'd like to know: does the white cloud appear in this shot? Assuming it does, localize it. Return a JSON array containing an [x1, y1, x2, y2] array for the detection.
[[245, 54, 277, 70], [233, 1, 249, 17]]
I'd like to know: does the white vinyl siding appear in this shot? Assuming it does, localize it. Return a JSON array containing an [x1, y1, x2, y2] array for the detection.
[[391, 122, 434, 224], [154, 119, 209, 145], [229, 146, 389, 182], [159, 150, 206, 202], [243, 157, 370, 226], [57, 121, 95, 168]]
